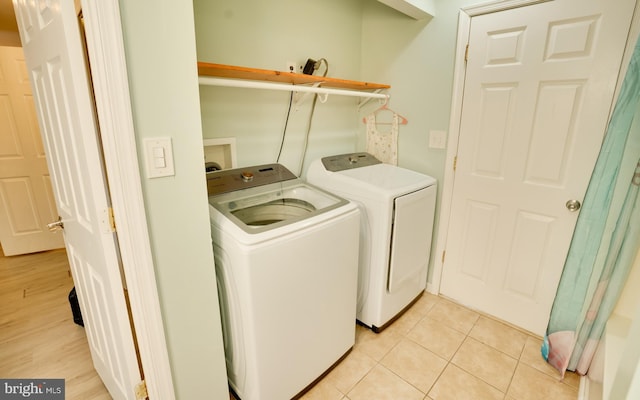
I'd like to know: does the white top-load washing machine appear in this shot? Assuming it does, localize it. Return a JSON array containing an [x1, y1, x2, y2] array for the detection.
[[307, 152, 437, 332], [207, 164, 359, 400]]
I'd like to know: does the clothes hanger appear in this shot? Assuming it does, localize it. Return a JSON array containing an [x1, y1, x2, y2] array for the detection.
[[362, 96, 408, 125]]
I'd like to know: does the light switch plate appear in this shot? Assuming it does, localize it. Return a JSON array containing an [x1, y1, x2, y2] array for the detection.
[[429, 130, 447, 149], [144, 137, 175, 178]]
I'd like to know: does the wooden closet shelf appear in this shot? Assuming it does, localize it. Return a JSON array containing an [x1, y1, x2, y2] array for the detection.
[[197, 62, 390, 91]]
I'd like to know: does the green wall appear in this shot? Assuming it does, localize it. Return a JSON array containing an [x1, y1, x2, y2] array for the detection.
[[195, 0, 367, 175], [117, 0, 489, 396], [194, 0, 481, 283], [118, 1, 228, 398], [361, 0, 479, 282], [114, 1, 640, 396]]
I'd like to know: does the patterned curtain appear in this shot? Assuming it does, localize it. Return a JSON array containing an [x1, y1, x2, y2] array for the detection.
[[543, 37, 640, 377]]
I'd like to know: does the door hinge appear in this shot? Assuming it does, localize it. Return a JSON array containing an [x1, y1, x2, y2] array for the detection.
[[453, 156, 458, 171], [465, 44, 469, 62], [442, 250, 446, 263], [108, 207, 116, 232], [135, 380, 148, 400]]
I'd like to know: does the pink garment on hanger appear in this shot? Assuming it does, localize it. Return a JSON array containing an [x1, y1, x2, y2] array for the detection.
[[365, 113, 399, 165]]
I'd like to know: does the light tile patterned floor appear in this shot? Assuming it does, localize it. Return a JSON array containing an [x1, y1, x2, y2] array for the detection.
[[299, 293, 580, 400]]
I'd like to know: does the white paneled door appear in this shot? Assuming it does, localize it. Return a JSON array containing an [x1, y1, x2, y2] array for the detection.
[[0, 46, 64, 255], [440, 0, 635, 336], [12, 0, 142, 398]]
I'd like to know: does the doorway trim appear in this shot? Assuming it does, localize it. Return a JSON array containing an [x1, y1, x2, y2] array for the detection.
[[430, 0, 639, 296], [80, 1, 175, 398], [430, 0, 551, 294]]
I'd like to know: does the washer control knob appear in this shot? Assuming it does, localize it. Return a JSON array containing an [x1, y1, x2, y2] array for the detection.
[[348, 155, 359, 164], [241, 171, 254, 182]]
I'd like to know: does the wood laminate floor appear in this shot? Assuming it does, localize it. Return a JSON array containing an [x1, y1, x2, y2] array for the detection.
[[0, 245, 111, 399]]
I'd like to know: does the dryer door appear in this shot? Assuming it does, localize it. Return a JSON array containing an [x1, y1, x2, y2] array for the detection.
[[387, 185, 437, 293]]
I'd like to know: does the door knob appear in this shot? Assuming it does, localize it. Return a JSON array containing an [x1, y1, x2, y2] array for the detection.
[[566, 199, 581, 212], [47, 216, 64, 231]]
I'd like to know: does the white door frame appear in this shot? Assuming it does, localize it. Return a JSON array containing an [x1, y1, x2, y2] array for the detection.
[[430, 0, 554, 295], [79, 1, 175, 398], [430, 0, 639, 296]]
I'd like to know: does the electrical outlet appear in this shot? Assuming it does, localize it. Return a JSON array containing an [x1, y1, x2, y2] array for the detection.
[[286, 61, 297, 73]]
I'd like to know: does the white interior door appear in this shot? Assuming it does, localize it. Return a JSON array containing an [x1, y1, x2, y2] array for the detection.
[[12, 0, 142, 398], [440, 0, 635, 336], [0, 46, 64, 256]]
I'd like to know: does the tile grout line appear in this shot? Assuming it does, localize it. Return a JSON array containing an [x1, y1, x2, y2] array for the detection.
[[502, 335, 531, 399], [449, 314, 512, 398], [311, 294, 580, 400], [425, 308, 484, 399], [345, 302, 446, 399]]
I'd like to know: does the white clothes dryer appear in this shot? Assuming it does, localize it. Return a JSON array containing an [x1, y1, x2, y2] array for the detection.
[[307, 153, 437, 332], [208, 164, 359, 400]]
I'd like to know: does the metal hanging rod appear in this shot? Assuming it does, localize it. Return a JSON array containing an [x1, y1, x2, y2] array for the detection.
[[198, 76, 389, 101]]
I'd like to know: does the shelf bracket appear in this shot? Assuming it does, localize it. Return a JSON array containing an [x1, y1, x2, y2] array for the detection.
[[293, 82, 323, 110], [358, 90, 387, 110]]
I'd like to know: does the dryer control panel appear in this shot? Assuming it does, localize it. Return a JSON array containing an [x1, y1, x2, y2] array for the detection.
[[321, 152, 381, 172]]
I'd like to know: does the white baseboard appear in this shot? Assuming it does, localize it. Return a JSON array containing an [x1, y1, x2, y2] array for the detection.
[[580, 375, 603, 400]]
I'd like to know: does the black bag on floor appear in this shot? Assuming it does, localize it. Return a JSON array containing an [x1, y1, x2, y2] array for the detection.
[[68, 287, 84, 327]]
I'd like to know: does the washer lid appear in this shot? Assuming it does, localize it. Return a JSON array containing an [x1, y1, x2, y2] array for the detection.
[[209, 179, 350, 234]]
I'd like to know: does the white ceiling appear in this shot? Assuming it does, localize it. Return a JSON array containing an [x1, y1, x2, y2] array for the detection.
[[0, 0, 17, 33]]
